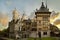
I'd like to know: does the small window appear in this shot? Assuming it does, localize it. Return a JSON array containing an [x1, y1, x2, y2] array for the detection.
[[43, 17, 48, 21], [38, 20, 41, 26], [43, 32, 47, 35], [39, 21, 41, 23], [39, 28, 41, 30], [31, 28, 37, 31]]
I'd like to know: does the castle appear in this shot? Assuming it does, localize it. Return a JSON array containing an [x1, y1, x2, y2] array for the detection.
[[8, 2, 60, 39]]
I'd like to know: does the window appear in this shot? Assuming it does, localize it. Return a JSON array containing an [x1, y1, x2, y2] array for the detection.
[[43, 21, 48, 27], [39, 20, 41, 26], [43, 17, 48, 21], [31, 28, 37, 31], [39, 21, 41, 23], [43, 32, 47, 35], [39, 28, 41, 30]]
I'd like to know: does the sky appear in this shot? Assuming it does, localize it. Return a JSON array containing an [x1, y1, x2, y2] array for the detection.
[[0, 0, 60, 16], [0, 0, 60, 30]]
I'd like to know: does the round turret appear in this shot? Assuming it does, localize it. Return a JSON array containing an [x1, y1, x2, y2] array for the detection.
[[12, 8, 19, 21]]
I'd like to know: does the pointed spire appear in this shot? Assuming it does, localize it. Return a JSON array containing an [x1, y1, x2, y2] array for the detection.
[[37, 0, 49, 12], [13, 8, 17, 13], [12, 8, 19, 21], [41, 2, 45, 7], [46, 0, 47, 8]]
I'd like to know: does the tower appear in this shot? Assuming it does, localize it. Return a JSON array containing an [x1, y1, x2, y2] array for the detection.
[[35, 2, 51, 37], [9, 8, 20, 38], [12, 8, 19, 21]]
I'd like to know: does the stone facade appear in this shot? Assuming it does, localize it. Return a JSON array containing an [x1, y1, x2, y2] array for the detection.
[[9, 9, 21, 39], [35, 2, 51, 37], [9, 9, 32, 39], [9, 2, 59, 39]]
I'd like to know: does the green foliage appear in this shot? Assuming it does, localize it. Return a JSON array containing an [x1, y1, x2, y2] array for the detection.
[[0, 29, 8, 37], [41, 37, 57, 40], [27, 37, 57, 40]]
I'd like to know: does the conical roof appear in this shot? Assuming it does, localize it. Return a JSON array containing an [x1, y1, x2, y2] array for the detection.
[[12, 8, 19, 20], [13, 8, 19, 14], [37, 2, 49, 12]]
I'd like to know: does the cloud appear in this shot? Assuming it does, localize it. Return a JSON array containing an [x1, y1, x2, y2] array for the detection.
[[0, 13, 9, 27], [50, 12, 60, 29], [0, 24, 6, 31], [54, 19, 60, 29], [6, 0, 12, 6], [56, 25, 60, 29], [50, 11, 59, 20], [50, 11, 59, 24], [53, 19, 60, 25]]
